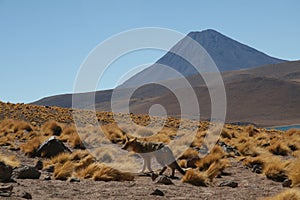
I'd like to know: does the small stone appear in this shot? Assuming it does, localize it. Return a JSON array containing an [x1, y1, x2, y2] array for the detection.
[[151, 173, 159, 181], [282, 179, 292, 188], [68, 177, 80, 182], [219, 181, 238, 188], [156, 176, 174, 185], [0, 184, 13, 197], [35, 160, 43, 170], [31, 122, 37, 126], [44, 175, 51, 180], [252, 164, 262, 174], [44, 165, 55, 173], [19, 191, 32, 199], [151, 189, 164, 196]]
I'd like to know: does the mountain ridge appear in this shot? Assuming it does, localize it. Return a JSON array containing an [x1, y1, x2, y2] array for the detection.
[[32, 60, 300, 126], [121, 29, 286, 87]]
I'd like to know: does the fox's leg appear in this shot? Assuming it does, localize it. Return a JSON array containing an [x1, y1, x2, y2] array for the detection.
[[146, 157, 153, 172], [139, 155, 152, 173], [159, 166, 167, 175], [140, 158, 146, 173], [171, 168, 175, 178]]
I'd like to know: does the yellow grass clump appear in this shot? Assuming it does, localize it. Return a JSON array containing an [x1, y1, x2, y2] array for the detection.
[[59, 125, 85, 149], [263, 161, 290, 182], [0, 153, 20, 168], [20, 136, 46, 157], [92, 165, 134, 182], [182, 160, 226, 186], [263, 189, 300, 200], [53, 161, 75, 180], [286, 159, 300, 187], [267, 141, 291, 156], [195, 146, 225, 171]]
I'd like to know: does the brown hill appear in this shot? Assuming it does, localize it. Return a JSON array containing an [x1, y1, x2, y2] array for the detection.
[[32, 61, 300, 127]]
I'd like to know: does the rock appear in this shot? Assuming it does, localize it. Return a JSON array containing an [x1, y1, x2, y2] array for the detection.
[[282, 179, 292, 188], [35, 160, 43, 170], [151, 189, 164, 196], [151, 173, 159, 181], [0, 184, 13, 197], [13, 165, 41, 179], [156, 176, 174, 185], [68, 177, 80, 182], [36, 136, 71, 158], [0, 161, 13, 182], [18, 191, 32, 199], [44, 165, 54, 173], [218, 141, 240, 156], [43, 175, 51, 180], [219, 181, 238, 188], [252, 164, 262, 174]]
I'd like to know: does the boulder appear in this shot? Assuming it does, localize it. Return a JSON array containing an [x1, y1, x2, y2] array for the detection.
[[36, 136, 71, 158], [0, 161, 13, 182], [13, 166, 41, 179]]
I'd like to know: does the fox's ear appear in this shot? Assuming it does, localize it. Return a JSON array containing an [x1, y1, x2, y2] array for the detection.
[[133, 137, 137, 142], [125, 135, 130, 142]]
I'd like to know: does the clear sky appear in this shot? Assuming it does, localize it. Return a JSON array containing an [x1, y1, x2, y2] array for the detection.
[[0, 0, 299, 103]]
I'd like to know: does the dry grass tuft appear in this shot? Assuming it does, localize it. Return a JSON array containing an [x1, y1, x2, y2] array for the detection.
[[53, 161, 74, 180], [220, 128, 235, 139], [245, 125, 259, 137], [59, 125, 85, 149], [0, 153, 20, 168], [182, 169, 207, 186], [263, 161, 289, 182], [263, 189, 300, 200], [236, 142, 260, 157], [182, 160, 226, 186], [286, 159, 300, 187], [76, 162, 102, 179], [135, 127, 154, 137], [101, 123, 126, 144], [41, 120, 62, 136], [12, 120, 33, 133], [196, 149, 225, 171], [92, 165, 134, 181], [268, 142, 291, 156], [20, 136, 45, 157]]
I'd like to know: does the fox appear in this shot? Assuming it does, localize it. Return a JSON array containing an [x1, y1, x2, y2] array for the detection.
[[121, 136, 186, 178]]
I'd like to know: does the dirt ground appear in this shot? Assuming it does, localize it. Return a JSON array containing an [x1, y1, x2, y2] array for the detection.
[[1, 146, 284, 200]]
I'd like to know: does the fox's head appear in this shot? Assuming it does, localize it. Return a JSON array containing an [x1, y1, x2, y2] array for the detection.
[[121, 135, 137, 151]]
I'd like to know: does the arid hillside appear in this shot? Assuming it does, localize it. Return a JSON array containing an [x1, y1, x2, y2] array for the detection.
[[33, 60, 300, 127], [1, 101, 300, 199]]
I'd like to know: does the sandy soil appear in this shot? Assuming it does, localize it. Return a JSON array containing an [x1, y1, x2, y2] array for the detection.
[[1, 146, 284, 200]]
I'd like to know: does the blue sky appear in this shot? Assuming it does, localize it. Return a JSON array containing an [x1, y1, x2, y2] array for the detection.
[[0, 0, 299, 103]]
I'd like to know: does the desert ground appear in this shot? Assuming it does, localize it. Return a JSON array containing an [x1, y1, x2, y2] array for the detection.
[[1, 101, 300, 199]]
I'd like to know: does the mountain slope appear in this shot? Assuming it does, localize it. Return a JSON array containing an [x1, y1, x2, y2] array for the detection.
[[121, 29, 286, 87], [32, 60, 300, 126]]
